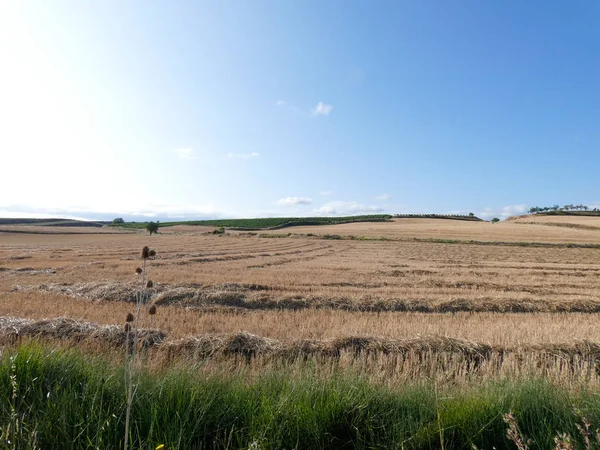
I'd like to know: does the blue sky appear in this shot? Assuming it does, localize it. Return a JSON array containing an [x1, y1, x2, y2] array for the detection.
[[1, 1, 599, 221]]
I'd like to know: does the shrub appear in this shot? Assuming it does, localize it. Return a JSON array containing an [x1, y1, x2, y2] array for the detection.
[[146, 222, 159, 235]]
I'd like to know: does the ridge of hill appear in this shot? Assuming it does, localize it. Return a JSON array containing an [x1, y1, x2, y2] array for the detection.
[[535, 210, 600, 216], [114, 215, 393, 230], [392, 214, 483, 221], [0, 218, 106, 227], [113, 214, 484, 230]]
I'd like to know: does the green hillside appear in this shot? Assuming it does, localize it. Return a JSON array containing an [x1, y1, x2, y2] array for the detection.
[[115, 215, 393, 230]]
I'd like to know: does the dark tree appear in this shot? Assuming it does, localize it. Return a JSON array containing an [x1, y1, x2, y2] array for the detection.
[[146, 222, 159, 235]]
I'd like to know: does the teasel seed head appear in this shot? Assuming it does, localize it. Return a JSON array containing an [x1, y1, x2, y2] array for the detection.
[[126, 312, 134, 322], [148, 249, 156, 257], [146, 280, 153, 288], [148, 304, 157, 315], [124, 322, 131, 332], [141, 246, 150, 259], [135, 267, 143, 275]]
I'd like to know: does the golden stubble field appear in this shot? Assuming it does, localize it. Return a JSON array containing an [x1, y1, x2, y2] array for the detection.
[[1, 217, 600, 344], [3, 216, 600, 383], [285, 217, 600, 243]]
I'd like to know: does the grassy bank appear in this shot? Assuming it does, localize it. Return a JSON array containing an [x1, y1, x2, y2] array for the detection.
[[2, 345, 600, 449]]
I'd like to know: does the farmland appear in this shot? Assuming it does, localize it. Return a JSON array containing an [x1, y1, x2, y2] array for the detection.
[[3, 216, 600, 365], [3, 215, 600, 448], [284, 217, 600, 244], [0, 218, 106, 227], [508, 213, 600, 229], [113, 214, 393, 230]]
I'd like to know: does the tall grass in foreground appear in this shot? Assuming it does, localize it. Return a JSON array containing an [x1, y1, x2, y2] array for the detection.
[[3, 345, 600, 449]]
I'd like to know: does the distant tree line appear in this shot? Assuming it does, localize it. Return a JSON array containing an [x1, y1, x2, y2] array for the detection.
[[528, 204, 597, 214]]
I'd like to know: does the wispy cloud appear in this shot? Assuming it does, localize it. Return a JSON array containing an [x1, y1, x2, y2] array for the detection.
[[375, 193, 391, 201], [584, 202, 600, 210], [478, 204, 527, 220], [173, 148, 196, 160], [0, 202, 220, 222], [276, 100, 333, 117], [226, 152, 259, 160], [312, 101, 333, 116], [314, 201, 384, 216], [277, 197, 313, 206], [320, 190, 333, 196]]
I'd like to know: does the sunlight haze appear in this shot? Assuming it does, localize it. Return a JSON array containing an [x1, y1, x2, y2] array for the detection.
[[1, 1, 599, 221]]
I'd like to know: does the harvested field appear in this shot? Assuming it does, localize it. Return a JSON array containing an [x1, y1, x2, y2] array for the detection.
[[0, 225, 135, 234], [157, 224, 218, 234], [4, 316, 600, 385], [6, 289, 600, 344], [507, 214, 600, 230], [285, 218, 600, 243], [3, 233, 600, 311], [1, 219, 600, 380]]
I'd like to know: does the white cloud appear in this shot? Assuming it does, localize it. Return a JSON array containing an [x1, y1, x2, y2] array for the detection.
[[276, 100, 285, 106], [477, 204, 528, 220], [375, 193, 391, 201], [585, 202, 600, 210], [277, 197, 313, 206], [227, 152, 259, 160], [312, 101, 333, 116], [320, 190, 333, 196], [314, 201, 384, 216], [0, 209, 89, 221], [173, 148, 196, 160]]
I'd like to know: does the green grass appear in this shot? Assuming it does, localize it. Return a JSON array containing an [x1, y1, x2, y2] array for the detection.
[[113, 215, 393, 230], [3, 345, 600, 449]]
